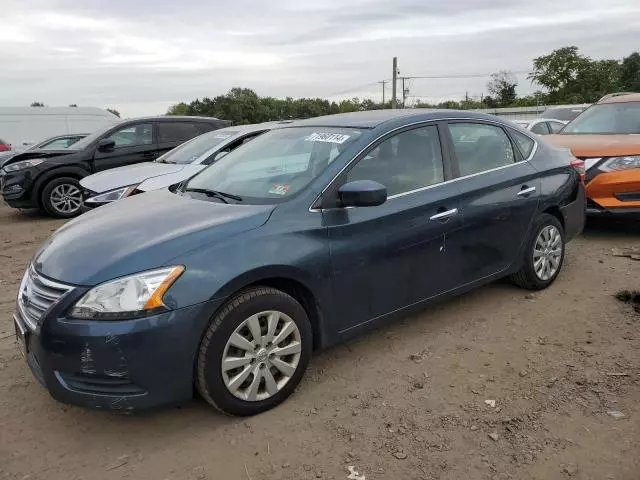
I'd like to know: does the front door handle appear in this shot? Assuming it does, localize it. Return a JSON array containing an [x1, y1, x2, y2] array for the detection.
[[517, 186, 536, 197], [430, 208, 458, 221]]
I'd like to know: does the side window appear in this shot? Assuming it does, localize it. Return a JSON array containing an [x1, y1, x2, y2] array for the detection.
[[346, 125, 444, 197], [158, 122, 202, 143], [509, 129, 535, 159], [548, 121, 565, 133], [530, 122, 550, 135], [196, 123, 218, 134], [105, 123, 153, 148], [448, 123, 515, 176]]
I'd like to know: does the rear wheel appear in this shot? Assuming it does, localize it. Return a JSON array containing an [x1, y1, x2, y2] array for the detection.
[[41, 177, 83, 218], [196, 287, 312, 416], [510, 213, 565, 290]]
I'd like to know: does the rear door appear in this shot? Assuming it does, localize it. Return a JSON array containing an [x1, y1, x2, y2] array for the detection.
[[324, 124, 463, 331], [92, 122, 156, 172], [443, 121, 540, 283], [156, 121, 207, 158]]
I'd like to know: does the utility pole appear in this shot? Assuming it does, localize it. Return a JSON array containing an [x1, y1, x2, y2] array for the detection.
[[378, 80, 386, 104], [391, 57, 398, 109], [402, 77, 406, 108]]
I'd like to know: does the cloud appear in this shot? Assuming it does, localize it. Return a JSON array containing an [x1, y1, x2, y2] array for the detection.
[[0, 0, 639, 116]]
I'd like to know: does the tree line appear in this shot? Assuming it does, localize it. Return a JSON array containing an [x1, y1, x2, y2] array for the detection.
[[167, 46, 639, 125]]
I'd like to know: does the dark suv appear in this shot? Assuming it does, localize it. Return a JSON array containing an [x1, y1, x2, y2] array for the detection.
[[0, 116, 229, 217]]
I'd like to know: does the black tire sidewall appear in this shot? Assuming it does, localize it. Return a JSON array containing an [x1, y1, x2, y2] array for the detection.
[[41, 177, 82, 218], [522, 214, 566, 289], [199, 290, 312, 416]]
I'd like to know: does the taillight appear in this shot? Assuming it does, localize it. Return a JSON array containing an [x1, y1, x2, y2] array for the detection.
[[0, 144, 11, 152], [570, 158, 585, 183]]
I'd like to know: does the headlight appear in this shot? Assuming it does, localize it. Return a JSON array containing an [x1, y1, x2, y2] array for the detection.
[[70, 266, 184, 320], [85, 185, 137, 204], [3, 159, 44, 172], [600, 156, 640, 172]]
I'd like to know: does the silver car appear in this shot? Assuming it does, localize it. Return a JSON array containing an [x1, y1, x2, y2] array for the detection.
[[80, 122, 285, 208]]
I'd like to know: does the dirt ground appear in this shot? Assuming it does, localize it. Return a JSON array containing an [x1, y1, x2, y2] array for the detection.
[[0, 203, 638, 480]]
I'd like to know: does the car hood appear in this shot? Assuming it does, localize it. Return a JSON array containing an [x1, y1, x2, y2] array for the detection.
[[544, 134, 640, 157], [137, 164, 205, 192], [80, 162, 187, 193], [34, 189, 275, 285], [4, 149, 76, 164]]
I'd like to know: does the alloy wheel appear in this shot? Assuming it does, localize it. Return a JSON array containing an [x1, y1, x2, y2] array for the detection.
[[221, 310, 302, 402], [50, 184, 82, 215], [533, 225, 563, 281]]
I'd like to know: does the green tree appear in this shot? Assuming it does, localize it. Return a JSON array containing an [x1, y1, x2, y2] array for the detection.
[[106, 108, 120, 117], [166, 102, 190, 116], [487, 70, 518, 107], [69, 104, 78, 107], [31, 102, 44, 107], [620, 52, 640, 91]]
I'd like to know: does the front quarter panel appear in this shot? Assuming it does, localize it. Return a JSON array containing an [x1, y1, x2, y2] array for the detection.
[[164, 200, 331, 328]]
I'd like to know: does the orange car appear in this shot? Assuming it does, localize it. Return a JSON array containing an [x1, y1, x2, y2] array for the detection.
[[545, 93, 640, 217]]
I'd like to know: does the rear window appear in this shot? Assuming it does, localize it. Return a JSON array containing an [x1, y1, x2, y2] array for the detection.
[[158, 122, 204, 143], [509, 129, 535, 158]]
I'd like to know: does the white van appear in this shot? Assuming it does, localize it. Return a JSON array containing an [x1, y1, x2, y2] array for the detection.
[[0, 107, 119, 151]]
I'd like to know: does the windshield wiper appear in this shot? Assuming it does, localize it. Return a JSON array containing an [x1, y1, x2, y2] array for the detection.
[[183, 188, 243, 203]]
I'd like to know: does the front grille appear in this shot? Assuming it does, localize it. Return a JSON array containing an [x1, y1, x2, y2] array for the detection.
[[17, 266, 73, 331]]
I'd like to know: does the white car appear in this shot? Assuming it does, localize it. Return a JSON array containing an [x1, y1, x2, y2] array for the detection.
[[80, 122, 285, 208], [514, 118, 567, 135]]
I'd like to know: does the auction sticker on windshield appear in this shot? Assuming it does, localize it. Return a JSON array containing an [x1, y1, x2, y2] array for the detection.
[[268, 184, 290, 195], [305, 133, 351, 144]]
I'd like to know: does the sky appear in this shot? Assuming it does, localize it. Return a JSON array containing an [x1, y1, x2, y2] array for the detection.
[[2, 0, 640, 117]]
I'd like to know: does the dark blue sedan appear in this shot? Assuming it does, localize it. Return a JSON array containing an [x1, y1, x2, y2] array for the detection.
[[14, 110, 585, 415]]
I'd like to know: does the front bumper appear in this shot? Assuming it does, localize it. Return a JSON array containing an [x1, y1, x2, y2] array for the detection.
[[586, 167, 640, 215], [15, 289, 222, 411], [1, 169, 37, 209]]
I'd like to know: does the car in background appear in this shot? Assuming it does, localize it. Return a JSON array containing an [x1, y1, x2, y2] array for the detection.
[[80, 122, 279, 209], [14, 109, 585, 415], [0, 134, 88, 167], [545, 93, 640, 218], [542, 105, 589, 122], [514, 118, 567, 135], [0, 116, 230, 218], [0, 138, 11, 152]]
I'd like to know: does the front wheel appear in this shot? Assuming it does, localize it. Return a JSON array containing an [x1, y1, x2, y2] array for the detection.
[[41, 177, 83, 218], [196, 287, 312, 416], [510, 213, 565, 290]]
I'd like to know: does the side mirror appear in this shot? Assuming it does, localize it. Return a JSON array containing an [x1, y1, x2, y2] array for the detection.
[[214, 150, 230, 161], [338, 180, 387, 207], [97, 138, 116, 151]]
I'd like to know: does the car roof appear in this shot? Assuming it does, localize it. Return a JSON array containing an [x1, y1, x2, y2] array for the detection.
[[286, 109, 503, 129], [597, 93, 640, 104]]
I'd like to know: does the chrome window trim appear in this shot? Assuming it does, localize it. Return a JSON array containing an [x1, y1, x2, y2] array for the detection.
[[309, 116, 538, 212]]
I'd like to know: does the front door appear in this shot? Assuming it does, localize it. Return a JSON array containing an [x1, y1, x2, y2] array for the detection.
[[444, 121, 540, 283], [92, 122, 156, 172], [324, 124, 462, 332]]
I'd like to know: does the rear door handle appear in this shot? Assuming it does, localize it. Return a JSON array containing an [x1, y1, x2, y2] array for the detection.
[[430, 208, 458, 221], [517, 186, 536, 197]]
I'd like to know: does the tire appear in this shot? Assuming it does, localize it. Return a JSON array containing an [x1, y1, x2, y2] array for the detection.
[[510, 213, 565, 290], [41, 177, 83, 218], [196, 287, 312, 416]]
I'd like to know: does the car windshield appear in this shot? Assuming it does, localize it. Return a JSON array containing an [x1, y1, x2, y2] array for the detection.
[[34, 136, 85, 150], [66, 123, 119, 150], [157, 129, 238, 164], [184, 127, 362, 204], [562, 102, 640, 134]]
